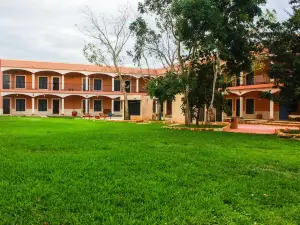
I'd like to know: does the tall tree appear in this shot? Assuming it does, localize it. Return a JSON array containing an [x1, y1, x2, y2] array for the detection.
[[260, 0, 300, 114], [78, 6, 133, 120], [172, 0, 266, 123]]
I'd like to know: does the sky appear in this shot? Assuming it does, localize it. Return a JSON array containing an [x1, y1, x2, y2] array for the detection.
[[0, 0, 292, 68]]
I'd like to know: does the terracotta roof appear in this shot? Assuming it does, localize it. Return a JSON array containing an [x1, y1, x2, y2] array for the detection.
[[0, 59, 167, 76], [227, 83, 274, 91]]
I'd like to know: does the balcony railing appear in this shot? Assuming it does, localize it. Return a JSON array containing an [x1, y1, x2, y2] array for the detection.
[[2, 82, 147, 93], [231, 74, 272, 87]]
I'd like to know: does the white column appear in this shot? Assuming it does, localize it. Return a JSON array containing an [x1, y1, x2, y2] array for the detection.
[[61, 98, 65, 115], [62, 75, 65, 90], [136, 78, 139, 93], [240, 96, 243, 118], [112, 78, 115, 91], [85, 76, 89, 91], [270, 100, 274, 120], [111, 100, 114, 114], [240, 72, 244, 86], [32, 98, 35, 114], [85, 99, 89, 114], [32, 73, 35, 89], [204, 105, 207, 121]]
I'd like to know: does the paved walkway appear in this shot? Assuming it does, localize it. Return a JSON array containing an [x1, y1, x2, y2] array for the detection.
[[228, 124, 299, 134]]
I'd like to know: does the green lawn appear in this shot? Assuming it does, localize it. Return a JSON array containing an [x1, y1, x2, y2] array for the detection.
[[0, 117, 300, 224]]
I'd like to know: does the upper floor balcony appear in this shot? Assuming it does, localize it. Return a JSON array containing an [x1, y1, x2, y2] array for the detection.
[[1, 72, 148, 94], [229, 73, 273, 88]]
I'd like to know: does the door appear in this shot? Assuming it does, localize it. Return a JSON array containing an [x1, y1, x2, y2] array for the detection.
[[3, 99, 10, 114], [128, 100, 141, 116], [52, 77, 59, 90], [53, 100, 59, 114], [236, 99, 240, 117]]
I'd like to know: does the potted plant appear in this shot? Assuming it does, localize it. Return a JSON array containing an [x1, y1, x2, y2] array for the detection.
[[72, 110, 78, 118]]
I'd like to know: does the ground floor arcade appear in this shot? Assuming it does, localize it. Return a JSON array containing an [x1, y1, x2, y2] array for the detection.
[[0, 94, 154, 120]]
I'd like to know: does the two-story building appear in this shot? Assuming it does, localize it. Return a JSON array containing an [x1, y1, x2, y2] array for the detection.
[[0, 59, 164, 120]]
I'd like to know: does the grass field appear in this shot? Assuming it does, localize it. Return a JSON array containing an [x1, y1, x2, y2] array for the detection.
[[0, 117, 300, 224]]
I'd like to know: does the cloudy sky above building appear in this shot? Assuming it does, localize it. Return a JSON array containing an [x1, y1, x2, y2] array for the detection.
[[0, 0, 291, 68]]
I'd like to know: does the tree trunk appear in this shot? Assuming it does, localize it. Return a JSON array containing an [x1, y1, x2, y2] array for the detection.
[[206, 55, 220, 125], [122, 80, 130, 120], [157, 101, 162, 121], [185, 89, 191, 126]]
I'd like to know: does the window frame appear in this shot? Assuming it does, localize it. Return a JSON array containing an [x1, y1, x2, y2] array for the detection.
[[114, 80, 121, 92], [93, 78, 103, 91], [125, 80, 131, 93], [93, 99, 102, 112], [51, 76, 60, 91], [3, 74, 11, 89], [38, 76, 48, 90], [245, 98, 255, 115], [15, 98, 26, 112], [15, 75, 26, 89], [113, 100, 121, 112], [38, 99, 48, 112]]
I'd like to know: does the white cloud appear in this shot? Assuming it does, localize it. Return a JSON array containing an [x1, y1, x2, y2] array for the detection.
[[0, 0, 292, 67]]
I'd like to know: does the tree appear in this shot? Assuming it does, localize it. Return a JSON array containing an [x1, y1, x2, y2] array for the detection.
[[78, 6, 133, 120], [259, 0, 300, 114], [146, 73, 183, 120], [130, 0, 198, 126], [172, 0, 266, 123]]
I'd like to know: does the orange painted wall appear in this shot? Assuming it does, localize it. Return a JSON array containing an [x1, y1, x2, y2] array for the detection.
[[65, 96, 83, 109]]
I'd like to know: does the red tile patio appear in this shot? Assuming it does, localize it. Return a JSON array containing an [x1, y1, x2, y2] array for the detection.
[[228, 124, 299, 135]]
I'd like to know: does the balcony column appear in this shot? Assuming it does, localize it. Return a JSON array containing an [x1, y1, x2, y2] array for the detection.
[[85, 98, 89, 114], [32, 97, 35, 115], [112, 77, 115, 91], [240, 96, 244, 118], [62, 75, 65, 90], [85, 76, 89, 91], [136, 78, 139, 93], [61, 98, 65, 115], [270, 100, 274, 120], [240, 72, 244, 86], [0, 96, 3, 115], [111, 100, 114, 114], [32, 73, 35, 89]]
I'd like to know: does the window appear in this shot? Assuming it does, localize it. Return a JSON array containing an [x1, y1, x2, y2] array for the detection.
[[39, 77, 48, 89], [38, 99, 48, 112], [246, 99, 255, 114], [16, 99, 25, 112], [3, 74, 10, 89], [114, 80, 121, 91], [236, 77, 241, 86], [246, 72, 254, 85], [125, 81, 131, 93], [16, 76, 25, 88], [94, 100, 102, 112], [114, 100, 121, 112], [94, 79, 102, 91]]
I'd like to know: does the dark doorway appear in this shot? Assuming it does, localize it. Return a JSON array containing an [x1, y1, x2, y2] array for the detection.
[[167, 100, 172, 115], [53, 100, 60, 114], [227, 99, 233, 117], [53, 77, 60, 90], [236, 99, 240, 117], [3, 99, 10, 114], [128, 100, 141, 116], [216, 107, 223, 122]]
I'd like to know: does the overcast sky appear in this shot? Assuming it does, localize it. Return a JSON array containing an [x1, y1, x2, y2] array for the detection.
[[0, 0, 291, 68]]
